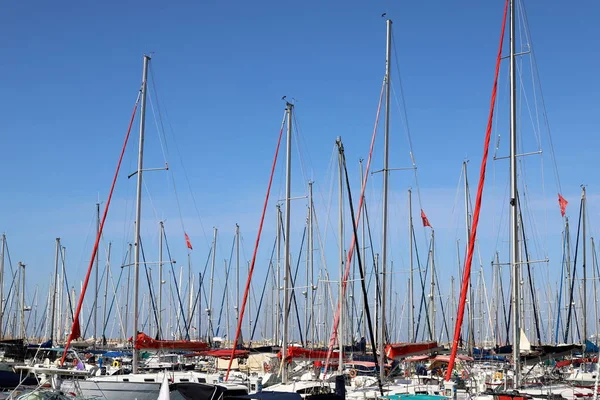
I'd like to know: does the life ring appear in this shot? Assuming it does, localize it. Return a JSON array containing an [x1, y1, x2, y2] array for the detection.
[[263, 362, 271, 372], [494, 372, 503, 381], [112, 360, 121, 368], [461, 369, 469, 379], [349, 369, 358, 378]]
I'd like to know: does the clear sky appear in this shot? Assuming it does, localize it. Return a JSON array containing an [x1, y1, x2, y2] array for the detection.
[[0, 0, 598, 341]]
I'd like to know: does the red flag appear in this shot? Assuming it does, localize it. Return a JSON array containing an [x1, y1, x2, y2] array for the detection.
[[558, 193, 568, 217], [420, 209, 432, 228], [184, 232, 193, 250]]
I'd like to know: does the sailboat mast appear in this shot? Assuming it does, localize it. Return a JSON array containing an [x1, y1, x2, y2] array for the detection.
[[276, 204, 281, 345], [509, 0, 521, 388], [132, 54, 150, 374], [582, 186, 587, 342], [50, 238, 60, 345], [158, 221, 164, 339], [103, 242, 111, 344], [379, 18, 392, 383], [236, 223, 240, 336], [408, 189, 414, 342], [337, 136, 344, 372], [430, 231, 436, 342], [208, 227, 217, 342], [94, 202, 100, 349], [282, 101, 293, 384], [19, 262, 25, 339], [464, 161, 475, 353], [308, 181, 314, 347]]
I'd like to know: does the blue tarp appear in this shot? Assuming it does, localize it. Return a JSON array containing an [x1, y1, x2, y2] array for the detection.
[[103, 351, 132, 357], [586, 340, 599, 353]]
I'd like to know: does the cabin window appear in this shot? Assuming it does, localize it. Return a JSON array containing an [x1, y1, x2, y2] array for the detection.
[[180, 379, 189, 382], [197, 378, 206, 383], [123, 379, 129, 382], [144, 378, 155, 382]]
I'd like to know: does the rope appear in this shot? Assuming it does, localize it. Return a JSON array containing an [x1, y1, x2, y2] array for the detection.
[[149, 65, 210, 249], [225, 110, 287, 380], [60, 90, 141, 365], [445, 0, 508, 381]]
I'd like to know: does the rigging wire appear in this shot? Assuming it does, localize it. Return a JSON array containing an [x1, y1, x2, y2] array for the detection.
[[149, 64, 211, 249]]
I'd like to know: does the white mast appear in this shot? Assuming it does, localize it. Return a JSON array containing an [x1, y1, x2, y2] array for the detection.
[[282, 101, 293, 384], [51, 238, 60, 345], [208, 227, 217, 342], [158, 221, 164, 339], [582, 186, 587, 341], [276, 204, 282, 345], [408, 189, 414, 342], [509, 0, 521, 388], [132, 54, 150, 373], [94, 202, 100, 348], [379, 18, 392, 382]]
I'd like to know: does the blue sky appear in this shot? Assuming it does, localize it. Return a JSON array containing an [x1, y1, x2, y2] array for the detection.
[[0, 0, 598, 341]]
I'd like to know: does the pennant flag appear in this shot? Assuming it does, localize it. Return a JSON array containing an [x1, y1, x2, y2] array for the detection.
[[420, 209, 432, 228], [184, 232, 193, 250], [558, 193, 568, 217]]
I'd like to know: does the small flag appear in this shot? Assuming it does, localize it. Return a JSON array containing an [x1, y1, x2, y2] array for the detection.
[[558, 193, 568, 217], [184, 232, 193, 250], [420, 209, 432, 228]]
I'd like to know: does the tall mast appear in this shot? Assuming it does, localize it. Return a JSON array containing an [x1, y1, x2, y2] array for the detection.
[[308, 181, 314, 347], [337, 137, 344, 372], [509, 0, 521, 388], [282, 101, 293, 384], [582, 186, 587, 342], [103, 242, 111, 345], [379, 18, 392, 382], [59, 246, 66, 342], [208, 227, 217, 343], [50, 238, 60, 345], [276, 204, 282, 345], [188, 254, 193, 340], [0, 234, 4, 340], [592, 237, 598, 342], [19, 262, 25, 339], [464, 161, 475, 353], [360, 161, 366, 341], [408, 189, 414, 342], [236, 223, 240, 339], [94, 202, 100, 349], [132, 54, 150, 374], [158, 221, 164, 339], [429, 231, 436, 342]]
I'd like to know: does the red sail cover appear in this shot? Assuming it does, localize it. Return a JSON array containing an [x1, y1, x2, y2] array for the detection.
[[135, 332, 209, 351], [278, 347, 343, 361], [385, 341, 439, 360]]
